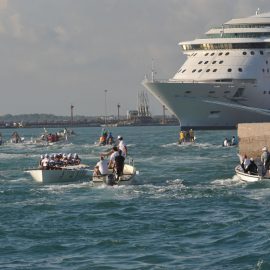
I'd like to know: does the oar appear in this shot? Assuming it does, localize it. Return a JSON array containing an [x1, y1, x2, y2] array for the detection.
[[237, 153, 243, 164]]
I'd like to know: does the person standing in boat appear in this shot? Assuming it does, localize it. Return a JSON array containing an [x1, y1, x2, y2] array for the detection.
[[117, 135, 127, 158], [231, 136, 237, 146], [241, 154, 250, 171], [189, 129, 195, 142], [41, 154, 50, 170], [107, 132, 114, 145], [179, 130, 185, 144], [261, 146, 270, 176], [223, 138, 229, 147], [114, 150, 125, 179]]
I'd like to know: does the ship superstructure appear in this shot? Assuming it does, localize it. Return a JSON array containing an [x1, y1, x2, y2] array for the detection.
[[143, 11, 270, 128]]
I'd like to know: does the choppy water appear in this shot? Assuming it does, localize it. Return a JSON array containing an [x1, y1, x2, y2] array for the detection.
[[1, 126, 270, 269]]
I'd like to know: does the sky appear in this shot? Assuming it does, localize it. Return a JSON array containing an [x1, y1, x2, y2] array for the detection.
[[0, 0, 269, 117]]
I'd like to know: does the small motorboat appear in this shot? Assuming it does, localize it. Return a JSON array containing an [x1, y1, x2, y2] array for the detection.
[[26, 164, 90, 184], [178, 129, 196, 145], [92, 164, 137, 186], [235, 164, 268, 183], [10, 131, 24, 143]]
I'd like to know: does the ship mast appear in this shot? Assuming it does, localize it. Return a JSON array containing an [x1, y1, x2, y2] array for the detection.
[[151, 58, 155, 82]]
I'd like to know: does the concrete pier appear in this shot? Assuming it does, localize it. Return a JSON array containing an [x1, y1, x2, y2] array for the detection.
[[238, 123, 270, 158]]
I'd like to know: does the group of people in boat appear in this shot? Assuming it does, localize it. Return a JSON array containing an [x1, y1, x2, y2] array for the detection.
[[40, 133, 62, 143], [11, 131, 24, 143], [240, 146, 270, 176], [223, 136, 237, 147], [39, 128, 71, 143], [39, 153, 81, 170], [0, 131, 24, 144], [94, 135, 127, 179], [178, 129, 195, 144], [99, 128, 114, 146]]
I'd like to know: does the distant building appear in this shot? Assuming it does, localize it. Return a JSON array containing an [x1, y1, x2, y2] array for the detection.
[[127, 110, 138, 120]]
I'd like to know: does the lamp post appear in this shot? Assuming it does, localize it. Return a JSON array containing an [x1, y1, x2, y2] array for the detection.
[[162, 104, 167, 124], [117, 103, 120, 122], [70, 104, 74, 124]]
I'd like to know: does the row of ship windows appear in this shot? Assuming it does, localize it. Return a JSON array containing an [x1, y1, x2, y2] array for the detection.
[[190, 50, 264, 57], [196, 59, 269, 65], [180, 68, 270, 73], [180, 68, 242, 73]]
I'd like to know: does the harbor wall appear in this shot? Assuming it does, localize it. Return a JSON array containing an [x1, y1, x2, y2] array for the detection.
[[238, 123, 270, 158]]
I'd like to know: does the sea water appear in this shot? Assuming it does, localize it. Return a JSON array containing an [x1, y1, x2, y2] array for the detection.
[[0, 126, 270, 270]]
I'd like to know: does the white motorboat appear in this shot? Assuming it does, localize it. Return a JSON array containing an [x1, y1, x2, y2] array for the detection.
[[26, 164, 90, 184], [235, 164, 268, 183], [92, 164, 136, 186]]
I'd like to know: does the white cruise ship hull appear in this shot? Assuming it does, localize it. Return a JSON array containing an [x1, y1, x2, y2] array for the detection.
[[143, 80, 270, 128]]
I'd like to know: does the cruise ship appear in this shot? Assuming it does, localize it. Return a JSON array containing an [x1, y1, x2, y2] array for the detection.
[[143, 11, 270, 128]]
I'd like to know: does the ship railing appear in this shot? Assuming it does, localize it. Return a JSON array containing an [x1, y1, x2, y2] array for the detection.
[[144, 78, 256, 85]]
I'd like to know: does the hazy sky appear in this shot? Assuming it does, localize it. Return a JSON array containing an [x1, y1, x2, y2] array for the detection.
[[0, 0, 269, 116]]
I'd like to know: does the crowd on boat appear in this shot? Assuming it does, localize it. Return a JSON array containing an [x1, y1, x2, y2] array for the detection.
[[223, 136, 238, 147], [94, 135, 127, 179], [36, 127, 73, 143], [40, 133, 62, 143], [239, 146, 270, 177], [39, 153, 81, 170], [178, 129, 195, 144], [98, 128, 115, 146]]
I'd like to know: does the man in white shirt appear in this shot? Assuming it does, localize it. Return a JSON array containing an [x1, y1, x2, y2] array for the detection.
[[117, 135, 127, 158], [100, 146, 119, 169], [95, 156, 109, 175], [41, 154, 50, 169]]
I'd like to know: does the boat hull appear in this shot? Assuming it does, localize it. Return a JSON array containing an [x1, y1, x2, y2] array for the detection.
[[26, 164, 89, 184], [92, 164, 136, 185], [235, 165, 263, 182], [143, 81, 270, 128]]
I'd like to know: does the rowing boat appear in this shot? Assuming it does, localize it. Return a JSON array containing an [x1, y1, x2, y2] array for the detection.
[[234, 164, 268, 183], [26, 164, 90, 184]]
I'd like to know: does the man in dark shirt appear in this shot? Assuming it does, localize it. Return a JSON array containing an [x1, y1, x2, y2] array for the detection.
[[114, 150, 125, 179], [243, 158, 258, 175]]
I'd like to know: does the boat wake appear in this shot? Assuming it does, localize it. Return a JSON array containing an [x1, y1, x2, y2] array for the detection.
[[211, 175, 243, 187]]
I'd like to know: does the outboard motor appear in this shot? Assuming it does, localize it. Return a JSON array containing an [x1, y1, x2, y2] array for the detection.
[[104, 174, 116, 186]]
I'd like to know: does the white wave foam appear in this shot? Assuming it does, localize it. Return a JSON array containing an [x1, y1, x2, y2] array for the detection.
[[37, 181, 91, 193], [161, 142, 178, 148], [211, 175, 244, 187], [0, 153, 28, 159]]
